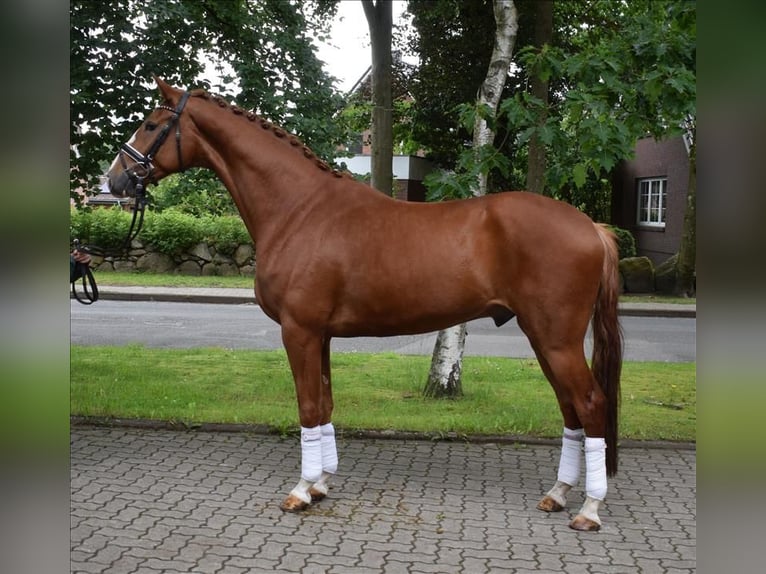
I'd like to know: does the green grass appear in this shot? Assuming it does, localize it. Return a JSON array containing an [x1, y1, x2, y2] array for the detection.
[[93, 271, 695, 304], [95, 270, 254, 288], [70, 345, 696, 442]]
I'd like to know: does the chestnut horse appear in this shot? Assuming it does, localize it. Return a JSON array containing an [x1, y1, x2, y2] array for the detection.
[[106, 77, 622, 531]]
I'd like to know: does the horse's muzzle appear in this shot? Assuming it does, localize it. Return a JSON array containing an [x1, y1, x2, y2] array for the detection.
[[106, 171, 135, 198]]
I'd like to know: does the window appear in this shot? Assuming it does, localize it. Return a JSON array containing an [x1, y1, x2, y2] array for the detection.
[[637, 178, 667, 228]]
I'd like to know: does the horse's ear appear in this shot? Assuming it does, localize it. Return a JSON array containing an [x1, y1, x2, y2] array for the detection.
[[153, 75, 178, 102]]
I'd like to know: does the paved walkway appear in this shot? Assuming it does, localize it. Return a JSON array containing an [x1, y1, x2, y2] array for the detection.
[[71, 426, 696, 573]]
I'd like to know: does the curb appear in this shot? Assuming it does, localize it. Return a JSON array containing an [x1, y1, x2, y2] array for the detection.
[[93, 290, 256, 306], [78, 288, 696, 318], [70, 415, 696, 451]]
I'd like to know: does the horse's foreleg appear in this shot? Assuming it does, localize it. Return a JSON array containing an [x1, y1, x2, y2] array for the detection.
[[279, 327, 339, 512], [308, 423, 336, 502], [308, 338, 337, 503], [279, 325, 326, 512]]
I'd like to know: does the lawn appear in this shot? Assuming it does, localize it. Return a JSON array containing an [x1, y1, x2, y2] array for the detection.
[[71, 345, 696, 442]]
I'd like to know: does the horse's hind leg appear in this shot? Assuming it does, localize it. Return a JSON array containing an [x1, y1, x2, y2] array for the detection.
[[533, 345, 608, 531], [532, 352, 584, 514]]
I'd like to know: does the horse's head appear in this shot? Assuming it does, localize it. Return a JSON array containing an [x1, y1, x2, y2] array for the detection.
[[105, 76, 193, 199]]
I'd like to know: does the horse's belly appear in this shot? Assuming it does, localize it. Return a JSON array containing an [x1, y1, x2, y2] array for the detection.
[[328, 298, 491, 338]]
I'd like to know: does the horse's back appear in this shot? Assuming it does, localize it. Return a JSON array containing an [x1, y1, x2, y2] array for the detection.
[[323, 190, 602, 336]]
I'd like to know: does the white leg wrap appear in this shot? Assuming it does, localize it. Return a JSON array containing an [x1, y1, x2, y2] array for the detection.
[[300, 425, 323, 483], [320, 422, 338, 474], [584, 436, 608, 501], [557, 427, 583, 487]]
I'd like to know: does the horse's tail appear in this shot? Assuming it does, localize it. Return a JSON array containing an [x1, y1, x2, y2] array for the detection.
[[592, 224, 623, 476]]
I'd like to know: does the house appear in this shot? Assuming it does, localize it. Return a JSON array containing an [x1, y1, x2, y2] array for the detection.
[[338, 57, 434, 202], [611, 135, 692, 265], [339, 154, 433, 202]]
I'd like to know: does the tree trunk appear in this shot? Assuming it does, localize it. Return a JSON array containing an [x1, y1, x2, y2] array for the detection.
[[675, 128, 696, 296], [423, 323, 467, 398], [362, 0, 394, 195], [424, 0, 518, 399], [525, 0, 553, 195]]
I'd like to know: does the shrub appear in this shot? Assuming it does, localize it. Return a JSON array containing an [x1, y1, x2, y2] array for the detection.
[[608, 225, 637, 260], [69, 208, 91, 245], [70, 207, 133, 252], [149, 169, 239, 217], [202, 215, 252, 256], [142, 209, 205, 255], [70, 208, 252, 258]]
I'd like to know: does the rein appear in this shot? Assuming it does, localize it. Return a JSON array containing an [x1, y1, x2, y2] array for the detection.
[[70, 239, 99, 305], [73, 91, 191, 301], [119, 91, 191, 248]]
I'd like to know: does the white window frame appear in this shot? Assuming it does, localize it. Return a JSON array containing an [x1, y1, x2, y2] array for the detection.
[[637, 177, 667, 228]]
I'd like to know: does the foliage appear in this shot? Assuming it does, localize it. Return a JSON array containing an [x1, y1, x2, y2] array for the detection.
[[201, 215, 252, 256], [424, 144, 512, 202], [69, 208, 92, 246], [410, 0, 695, 222], [609, 226, 637, 260], [71, 0, 352, 202], [149, 169, 238, 217], [70, 207, 133, 252], [341, 98, 421, 157], [509, 0, 695, 199], [405, 0, 499, 167], [423, 102, 515, 201], [141, 210, 206, 255], [70, 208, 252, 257]]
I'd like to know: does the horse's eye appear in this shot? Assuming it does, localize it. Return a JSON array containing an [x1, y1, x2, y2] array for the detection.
[[145, 122, 158, 132]]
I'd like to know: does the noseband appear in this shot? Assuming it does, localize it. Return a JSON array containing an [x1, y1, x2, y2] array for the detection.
[[119, 91, 191, 247]]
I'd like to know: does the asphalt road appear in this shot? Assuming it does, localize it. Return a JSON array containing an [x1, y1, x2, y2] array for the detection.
[[71, 300, 695, 362]]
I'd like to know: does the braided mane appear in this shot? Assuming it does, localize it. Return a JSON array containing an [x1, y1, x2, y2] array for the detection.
[[188, 89, 352, 179]]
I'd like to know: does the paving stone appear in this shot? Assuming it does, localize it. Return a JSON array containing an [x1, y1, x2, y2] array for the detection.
[[71, 426, 696, 573]]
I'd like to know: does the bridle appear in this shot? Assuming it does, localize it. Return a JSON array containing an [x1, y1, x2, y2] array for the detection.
[[118, 90, 191, 247]]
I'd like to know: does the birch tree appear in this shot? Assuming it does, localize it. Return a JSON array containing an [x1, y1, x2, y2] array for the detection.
[[362, 0, 394, 194], [423, 0, 518, 398]]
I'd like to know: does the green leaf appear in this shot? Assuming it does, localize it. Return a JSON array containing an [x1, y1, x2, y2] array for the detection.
[[572, 163, 587, 189]]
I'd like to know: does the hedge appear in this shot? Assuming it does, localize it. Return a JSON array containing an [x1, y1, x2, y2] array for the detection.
[[70, 208, 253, 255], [71, 207, 638, 261], [608, 225, 637, 260]]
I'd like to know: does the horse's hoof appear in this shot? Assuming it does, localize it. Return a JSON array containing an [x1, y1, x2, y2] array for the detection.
[[309, 486, 327, 502], [537, 495, 564, 513], [280, 494, 310, 513], [569, 514, 601, 531]]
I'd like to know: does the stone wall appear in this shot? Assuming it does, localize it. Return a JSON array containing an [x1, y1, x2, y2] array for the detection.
[[90, 240, 687, 294], [618, 254, 689, 295], [91, 240, 256, 277]]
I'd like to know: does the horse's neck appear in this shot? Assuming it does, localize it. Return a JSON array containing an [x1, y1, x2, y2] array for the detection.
[[190, 104, 322, 243]]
